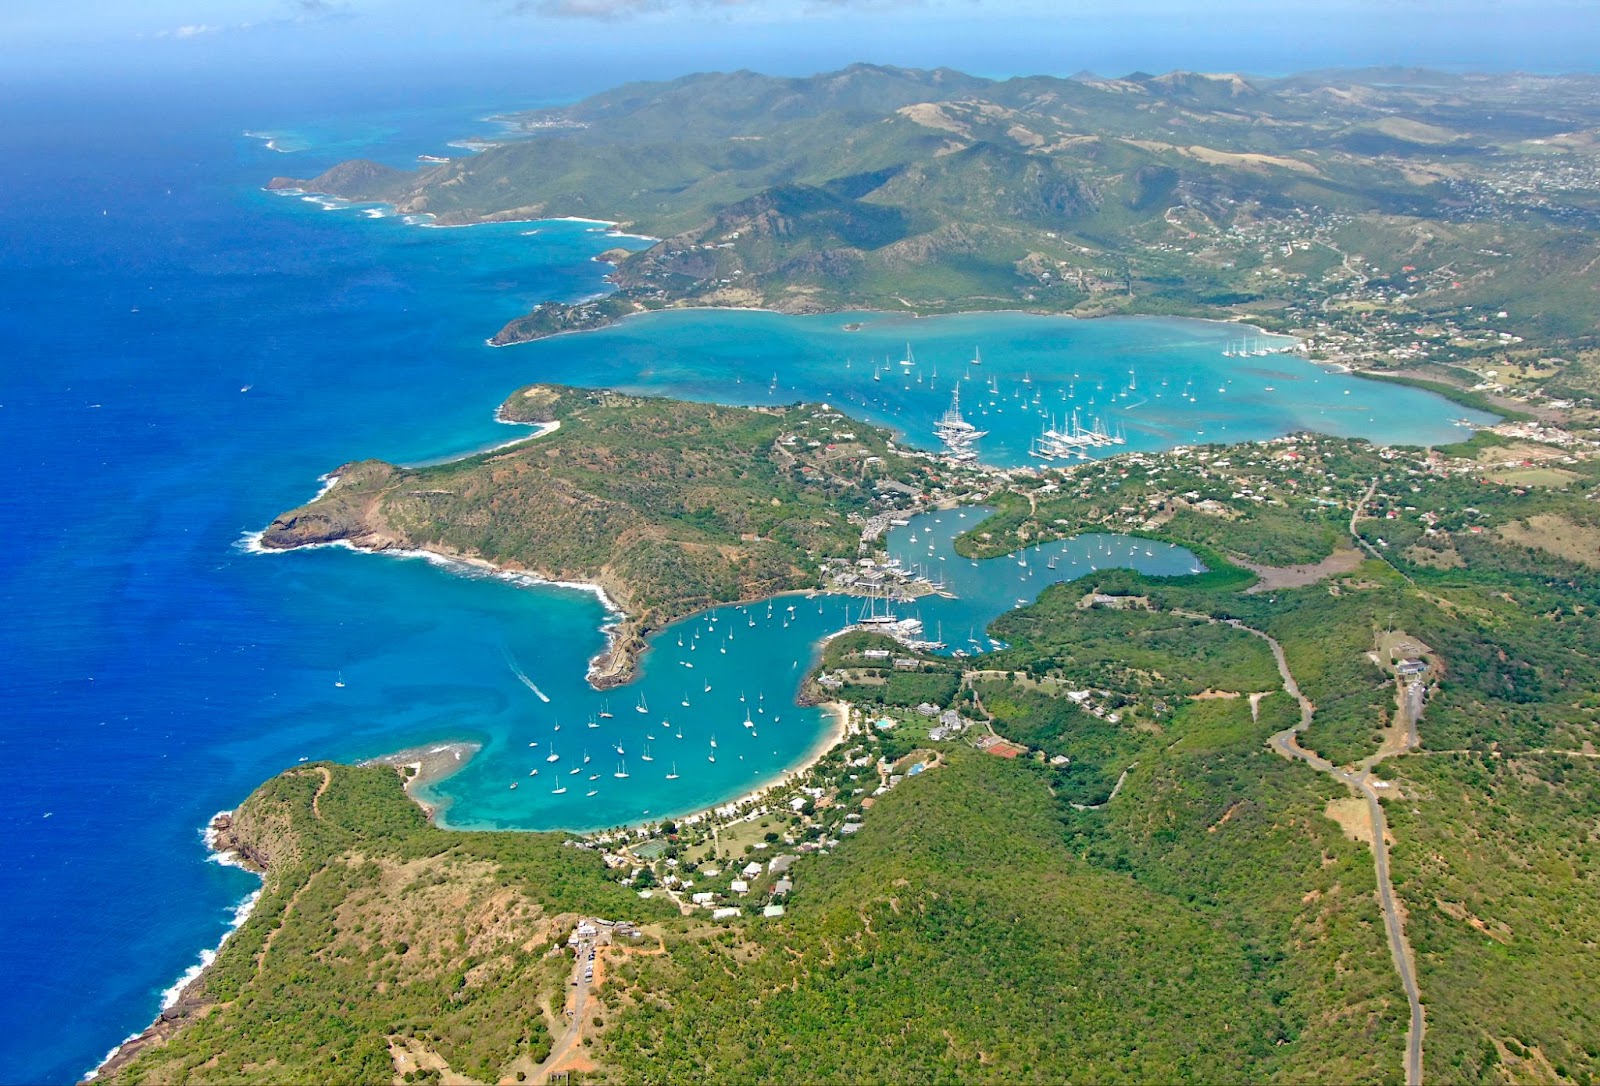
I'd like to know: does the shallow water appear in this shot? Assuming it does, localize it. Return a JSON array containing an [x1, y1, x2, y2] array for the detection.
[[0, 79, 1486, 1084]]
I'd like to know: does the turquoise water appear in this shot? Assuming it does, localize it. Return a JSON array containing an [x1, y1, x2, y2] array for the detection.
[[503, 308, 1496, 465], [1, 79, 1491, 1083], [880, 509, 1203, 648], [416, 507, 1203, 831]]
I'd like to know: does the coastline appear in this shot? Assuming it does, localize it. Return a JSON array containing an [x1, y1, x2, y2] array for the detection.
[[263, 183, 659, 244], [484, 295, 1303, 352], [86, 813, 268, 1082], [361, 741, 482, 819], [587, 700, 854, 838], [240, 530, 633, 686]]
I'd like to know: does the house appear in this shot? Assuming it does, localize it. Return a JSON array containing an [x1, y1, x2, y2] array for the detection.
[[742, 861, 764, 878], [1397, 658, 1428, 677], [712, 907, 741, 920], [691, 892, 716, 906], [763, 904, 786, 918], [768, 854, 798, 875], [731, 879, 751, 894], [772, 878, 793, 896]]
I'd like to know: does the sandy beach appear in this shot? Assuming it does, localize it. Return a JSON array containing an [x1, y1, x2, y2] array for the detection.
[[361, 741, 482, 818]]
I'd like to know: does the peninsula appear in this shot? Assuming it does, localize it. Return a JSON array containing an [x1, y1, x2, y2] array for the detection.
[[259, 385, 966, 685], [95, 63, 1600, 1086]]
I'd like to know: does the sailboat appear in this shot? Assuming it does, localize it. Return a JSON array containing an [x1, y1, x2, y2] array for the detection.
[[334, 671, 345, 689], [970, 346, 982, 366], [598, 700, 613, 719], [899, 342, 916, 367], [582, 748, 591, 763], [587, 715, 599, 729], [641, 744, 654, 763], [551, 783, 567, 794], [666, 762, 680, 780], [546, 744, 560, 763], [636, 693, 649, 714], [682, 692, 691, 707], [614, 760, 629, 779]]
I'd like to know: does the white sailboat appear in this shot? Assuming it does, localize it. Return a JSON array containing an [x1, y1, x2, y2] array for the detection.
[[666, 761, 679, 780], [636, 693, 649, 714], [614, 760, 629, 779], [641, 744, 654, 763]]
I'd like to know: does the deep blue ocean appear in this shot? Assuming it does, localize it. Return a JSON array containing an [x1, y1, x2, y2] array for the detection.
[[0, 71, 1486, 1084]]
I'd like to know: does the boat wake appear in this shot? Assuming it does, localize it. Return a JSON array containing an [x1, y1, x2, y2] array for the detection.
[[504, 648, 551, 702]]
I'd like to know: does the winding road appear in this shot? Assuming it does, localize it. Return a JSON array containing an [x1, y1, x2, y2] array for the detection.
[[1233, 618, 1426, 1086]]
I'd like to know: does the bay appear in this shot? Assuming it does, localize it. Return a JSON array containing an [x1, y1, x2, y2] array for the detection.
[[0, 76, 1483, 1084]]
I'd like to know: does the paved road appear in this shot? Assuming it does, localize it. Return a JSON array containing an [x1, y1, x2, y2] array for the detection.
[[1227, 618, 1426, 1086]]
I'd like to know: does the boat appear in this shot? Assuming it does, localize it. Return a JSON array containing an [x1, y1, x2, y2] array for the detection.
[[682, 692, 691, 707], [899, 342, 916, 367], [546, 744, 559, 763], [614, 760, 629, 779], [710, 734, 718, 748], [586, 789, 598, 797], [970, 346, 982, 366], [587, 715, 599, 729], [582, 748, 591, 763], [666, 762, 679, 780], [636, 693, 649, 714], [589, 773, 600, 781], [551, 785, 567, 794], [598, 700, 612, 718], [334, 671, 345, 689], [641, 744, 654, 763]]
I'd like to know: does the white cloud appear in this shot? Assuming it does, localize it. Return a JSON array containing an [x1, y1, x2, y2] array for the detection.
[[158, 23, 223, 38]]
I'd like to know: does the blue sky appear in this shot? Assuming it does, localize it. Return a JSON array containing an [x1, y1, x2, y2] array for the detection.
[[7, 0, 1600, 82]]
